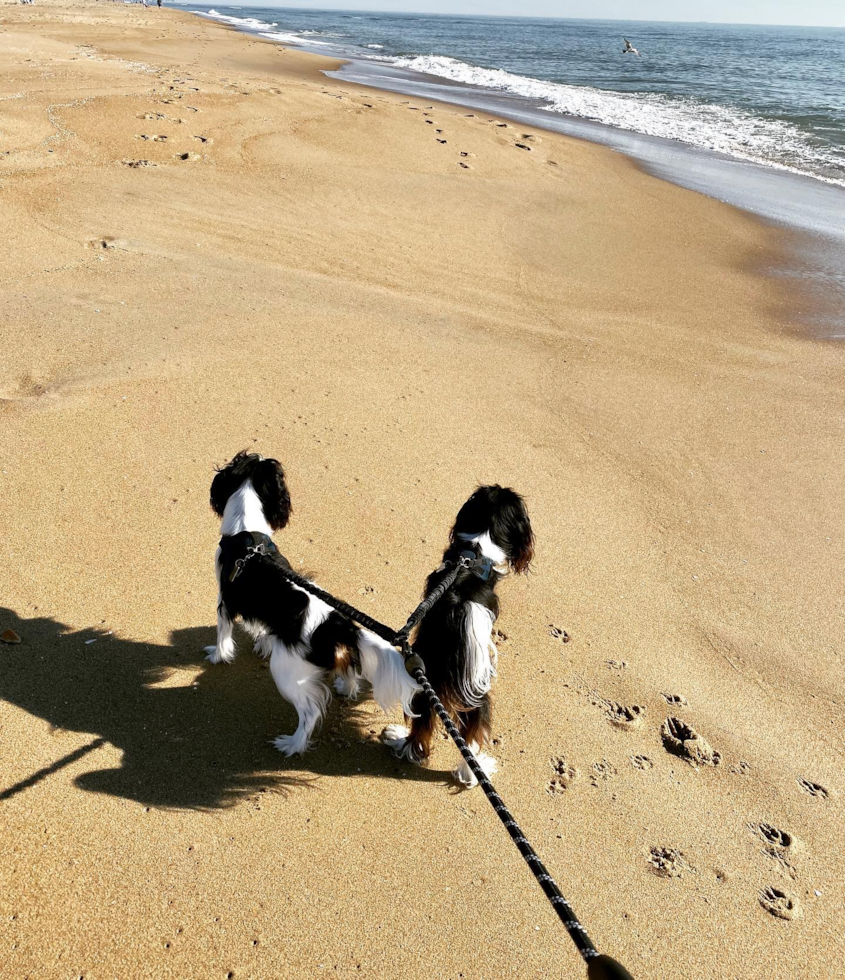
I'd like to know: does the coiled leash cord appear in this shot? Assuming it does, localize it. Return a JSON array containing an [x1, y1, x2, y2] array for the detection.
[[276, 557, 634, 980]]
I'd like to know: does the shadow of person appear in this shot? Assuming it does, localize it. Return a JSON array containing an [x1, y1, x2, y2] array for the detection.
[[0, 606, 448, 811]]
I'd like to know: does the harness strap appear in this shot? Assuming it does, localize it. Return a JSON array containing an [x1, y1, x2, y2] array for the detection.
[[225, 531, 279, 582]]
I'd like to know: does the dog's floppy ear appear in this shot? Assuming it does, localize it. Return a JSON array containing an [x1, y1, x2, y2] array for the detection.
[[498, 492, 534, 574], [251, 456, 292, 530], [210, 453, 245, 517]]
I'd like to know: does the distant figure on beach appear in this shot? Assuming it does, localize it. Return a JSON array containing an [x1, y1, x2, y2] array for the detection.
[[622, 37, 641, 57]]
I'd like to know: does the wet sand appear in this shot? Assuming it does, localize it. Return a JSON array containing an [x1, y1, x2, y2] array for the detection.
[[1, 3, 843, 978]]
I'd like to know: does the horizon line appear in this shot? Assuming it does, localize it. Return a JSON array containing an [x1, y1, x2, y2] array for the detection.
[[183, 2, 845, 30]]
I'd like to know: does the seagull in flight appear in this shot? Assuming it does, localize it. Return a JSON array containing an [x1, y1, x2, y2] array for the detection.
[[622, 37, 641, 57]]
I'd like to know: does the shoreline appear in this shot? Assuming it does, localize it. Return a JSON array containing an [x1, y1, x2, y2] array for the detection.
[[194, 6, 845, 337], [2, 4, 844, 980]]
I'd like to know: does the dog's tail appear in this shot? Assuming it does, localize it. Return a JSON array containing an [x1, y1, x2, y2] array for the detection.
[[358, 630, 421, 717]]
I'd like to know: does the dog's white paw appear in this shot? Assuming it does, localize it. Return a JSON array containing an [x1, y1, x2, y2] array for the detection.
[[204, 645, 235, 664], [333, 673, 361, 700], [272, 734, 309, 757], [453, 750, 497, 789], [382, 724, 422, 764]]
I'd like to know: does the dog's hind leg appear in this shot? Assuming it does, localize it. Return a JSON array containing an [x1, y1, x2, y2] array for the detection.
[[269, 644, 331, 756], [204, 596, 237, 664], [358, 630, 420, 717], [333, 666, 362, 700], [452, 697, 497, 788], [383, 695, 436, 765]]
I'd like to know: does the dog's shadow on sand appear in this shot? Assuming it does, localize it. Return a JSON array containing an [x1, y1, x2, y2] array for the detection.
[[0, 606, 449, 810]]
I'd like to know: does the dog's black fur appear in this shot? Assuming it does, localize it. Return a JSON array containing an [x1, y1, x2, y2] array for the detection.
[[385, 485, 534, 783], [206, 452, 419, 756]]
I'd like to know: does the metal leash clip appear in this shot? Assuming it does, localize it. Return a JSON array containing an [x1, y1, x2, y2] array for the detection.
[[458, 549, 494, 582]]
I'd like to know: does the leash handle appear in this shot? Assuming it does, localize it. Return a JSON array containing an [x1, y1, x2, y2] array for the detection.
[[587, 955, 635, 979]]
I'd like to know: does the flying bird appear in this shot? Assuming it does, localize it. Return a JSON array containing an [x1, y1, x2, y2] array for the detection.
[[622, 37, 641, 57]]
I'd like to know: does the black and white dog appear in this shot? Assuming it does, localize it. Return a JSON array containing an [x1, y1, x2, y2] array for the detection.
[[383, 485, 534, 786], [205, 451, 420, 756]]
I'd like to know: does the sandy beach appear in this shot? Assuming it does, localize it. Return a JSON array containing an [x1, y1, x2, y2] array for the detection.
[[1, 2, 843, 977]]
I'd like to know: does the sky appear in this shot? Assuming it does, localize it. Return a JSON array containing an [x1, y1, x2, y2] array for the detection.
[[245, 2, 845, 28]]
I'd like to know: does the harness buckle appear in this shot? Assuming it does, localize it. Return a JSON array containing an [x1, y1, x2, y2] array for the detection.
[[458, 549, 494, 582]]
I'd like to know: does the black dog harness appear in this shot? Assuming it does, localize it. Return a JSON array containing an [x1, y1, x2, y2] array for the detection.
[[457, 548, 495, 582], [223, 531, 278, 582]]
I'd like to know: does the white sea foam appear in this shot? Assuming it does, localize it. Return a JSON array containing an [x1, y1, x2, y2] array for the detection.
[[197, 10, 332, 46], [366, 44, 384, 49], [389, 54, 845, 188], [199, 10, 276, 30], [259, 30, 330, 46]]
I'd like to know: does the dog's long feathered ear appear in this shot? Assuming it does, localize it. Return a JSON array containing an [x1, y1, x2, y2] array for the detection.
[[251, 456, 292, 530], [209, 452, 245, 517], [500, 492, 534, 574]]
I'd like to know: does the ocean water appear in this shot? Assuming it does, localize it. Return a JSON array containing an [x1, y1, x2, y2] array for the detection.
[[188, 7, 845, 188], [182, 5, 845, 332]]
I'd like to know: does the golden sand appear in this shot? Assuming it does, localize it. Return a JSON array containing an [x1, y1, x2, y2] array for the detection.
[[1, 3, 843, 977]]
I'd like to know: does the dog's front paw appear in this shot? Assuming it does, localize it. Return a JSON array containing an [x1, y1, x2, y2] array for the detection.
[[453, 751, 497, 789], [382, 724, 422, 764], [205, 645, 235, 664], [272, 733, 310, 757]]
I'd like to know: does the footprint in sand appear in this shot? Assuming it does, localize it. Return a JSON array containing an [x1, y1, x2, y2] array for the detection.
[[521, 133, 539, 142], [662, 693, 689, 707], [589, 759, 617, 786], [605, 659, 627, 670], [548, 756, 578, 794], [515, 142, 532, 151], [121, 159, 156, 168], [759, 886, 802, 920], [631, 754, 654, 770], [458, 162, 470, 169], [425, 119, 434, 124], [175, 152, 201, 162], [136, 134, 168, 142], [647, 846, 693, 878], [137, 112, 167, 120], [752, 822, 801, 852], [661, 717, 721, 767], [606, 702, 646, 730], [495, 122, 508, 128], [797, 777, 830, 800], [436, 139, 447, 144], [751, 823, 802, 878], [192, 136, 211, 144], [548, 624, 571, 643]]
